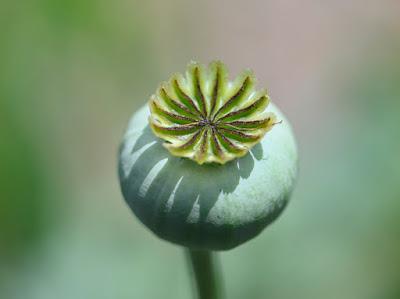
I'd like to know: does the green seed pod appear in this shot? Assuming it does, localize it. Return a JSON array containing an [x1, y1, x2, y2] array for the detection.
[[118, 62, 298, 250]]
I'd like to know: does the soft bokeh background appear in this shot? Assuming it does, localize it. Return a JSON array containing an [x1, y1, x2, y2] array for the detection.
[[1, 1, 400, 298]]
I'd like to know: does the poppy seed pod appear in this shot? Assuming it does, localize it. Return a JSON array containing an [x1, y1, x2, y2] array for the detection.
[[118, 62, 298, 250]]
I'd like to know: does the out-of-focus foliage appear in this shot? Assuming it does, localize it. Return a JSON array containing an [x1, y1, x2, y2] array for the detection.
[[0, 103, 47, 258], [1, 0, 399, 298]]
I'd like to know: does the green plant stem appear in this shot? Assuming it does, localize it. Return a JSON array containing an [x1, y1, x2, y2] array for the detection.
[[186, 249, 224, 299]]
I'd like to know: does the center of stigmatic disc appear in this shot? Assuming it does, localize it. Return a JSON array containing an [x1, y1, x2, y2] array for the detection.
[[199, 118, 216, 128]]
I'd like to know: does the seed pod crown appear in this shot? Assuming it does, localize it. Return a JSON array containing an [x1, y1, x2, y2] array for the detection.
[[149, 61, 277, 164]]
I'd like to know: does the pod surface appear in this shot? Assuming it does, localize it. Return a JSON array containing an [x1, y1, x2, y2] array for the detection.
[[118, 103, 297, 250]]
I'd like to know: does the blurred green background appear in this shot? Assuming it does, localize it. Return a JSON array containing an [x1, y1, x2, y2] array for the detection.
[[1, 1, 400, 298]]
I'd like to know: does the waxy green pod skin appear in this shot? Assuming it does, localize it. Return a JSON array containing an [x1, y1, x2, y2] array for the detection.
[[118, 103, 297, 250]]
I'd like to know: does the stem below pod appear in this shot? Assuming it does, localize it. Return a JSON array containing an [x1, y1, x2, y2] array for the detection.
[[186, 249, 224, 299]]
